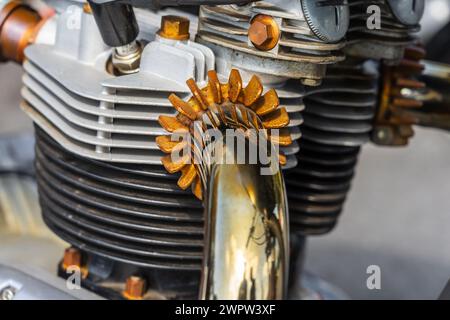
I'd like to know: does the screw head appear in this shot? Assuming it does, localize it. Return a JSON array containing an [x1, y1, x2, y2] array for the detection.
[[158, 15, 190, 41], [387, 0, 425, 26], [123, 276, 147, 300], [248, 14, 280, 51], [300, 0, 349, 42]]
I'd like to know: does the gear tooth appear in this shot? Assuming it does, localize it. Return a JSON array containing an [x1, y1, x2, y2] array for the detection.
[[192, 176, 203, 200], [161, 154, 189, 173], [228, 69, 243, 102], [262, 107, 290, 129], [156, 135, 184, 153], [187, 78, 208, 110], [269, 128, 292, 146], [208, 70, 222, 104], [158, 69, 290, 198], [158, 116, 189, 133], [178, 164, 197, 190], [238, 105, 250, 127], [221, 83, 230, 101], [169, 94, 197, 120], [243, 75, 263, 107], [252, 89, 280, 116]]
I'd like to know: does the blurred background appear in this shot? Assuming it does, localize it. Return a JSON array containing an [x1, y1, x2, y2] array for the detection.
[[1, 0, 450, 299], [305, 0, 450, 299]]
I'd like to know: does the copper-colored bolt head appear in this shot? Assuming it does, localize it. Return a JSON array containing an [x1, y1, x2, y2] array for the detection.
[[83, 3, 92, 14], [248, 15, 280, 51], [158, 15, 190, 41], [62, 247, 82, 269], [249, 21, 273, 46], [0, 2, 42, 63], [124, 276, 147, 300]]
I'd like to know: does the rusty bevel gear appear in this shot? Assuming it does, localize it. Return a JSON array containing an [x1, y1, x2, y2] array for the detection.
[[373, 45, 426, 146], [156, 69, 292, 200]]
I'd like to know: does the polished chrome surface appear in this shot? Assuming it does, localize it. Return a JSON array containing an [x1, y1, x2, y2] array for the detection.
[[200, 137, 289, 300]]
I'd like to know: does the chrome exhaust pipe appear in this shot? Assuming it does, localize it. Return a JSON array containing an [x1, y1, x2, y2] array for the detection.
[[156, 69, 292, 300], [200, 138, 290, 300]]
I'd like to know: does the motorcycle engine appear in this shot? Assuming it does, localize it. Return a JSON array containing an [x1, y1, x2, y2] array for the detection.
[[0, 0, 428, 300]]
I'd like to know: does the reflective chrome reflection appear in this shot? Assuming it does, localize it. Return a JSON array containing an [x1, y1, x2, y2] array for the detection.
[[200, 138, 289, 300]]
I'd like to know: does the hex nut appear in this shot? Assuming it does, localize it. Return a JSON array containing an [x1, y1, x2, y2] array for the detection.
[[112, 41, 142, 75], [62, 247, 82, 269], [123, 276, 147, 300], [158, 15, 190, 40]]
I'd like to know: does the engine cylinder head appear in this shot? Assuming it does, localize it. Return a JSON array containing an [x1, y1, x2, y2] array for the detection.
[[286, 59, 380, 235]]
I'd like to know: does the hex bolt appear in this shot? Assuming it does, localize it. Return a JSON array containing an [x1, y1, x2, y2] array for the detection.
[[248, 14, 280, 51], [83, 2, 92, 14], [123, 276, 147, 300], [249, 21, 273, 46], [62, 247, 82, 269], [158, 15, 190, 41]]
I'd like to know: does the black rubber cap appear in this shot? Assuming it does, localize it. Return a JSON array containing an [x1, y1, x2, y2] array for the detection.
[[87, 1, 139, 47]]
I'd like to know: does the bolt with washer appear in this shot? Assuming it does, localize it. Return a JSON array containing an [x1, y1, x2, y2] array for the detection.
[[248, 14, 280, 51]]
